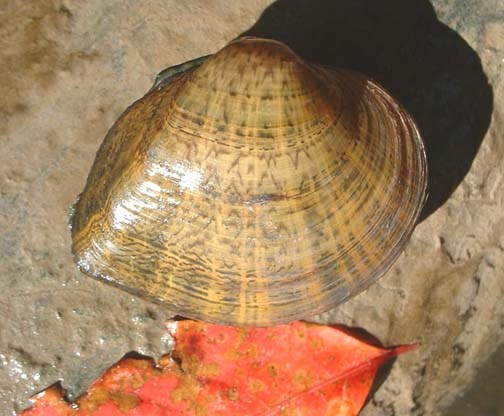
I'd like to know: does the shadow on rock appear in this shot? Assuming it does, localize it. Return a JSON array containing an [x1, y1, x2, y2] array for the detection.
[[242, 0, 493, 220]]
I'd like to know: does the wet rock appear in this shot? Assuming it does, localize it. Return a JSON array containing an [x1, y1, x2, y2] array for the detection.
[[0, 1, 502, 415]]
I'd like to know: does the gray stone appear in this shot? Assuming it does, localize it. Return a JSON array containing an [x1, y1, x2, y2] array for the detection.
[[0, 1, 502, 415]]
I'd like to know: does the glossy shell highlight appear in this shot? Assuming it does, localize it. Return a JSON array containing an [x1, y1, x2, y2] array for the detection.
[[70, 37, 427, 326]]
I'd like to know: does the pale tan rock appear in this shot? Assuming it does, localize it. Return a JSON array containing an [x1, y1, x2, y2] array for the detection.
[[0, 1, 502, 415]]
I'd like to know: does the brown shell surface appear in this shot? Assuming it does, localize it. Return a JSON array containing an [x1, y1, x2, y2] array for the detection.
[[71, 37, 427, 326]]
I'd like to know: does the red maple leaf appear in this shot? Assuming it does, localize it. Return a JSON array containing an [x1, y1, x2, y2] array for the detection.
[[20, 321, 416, 416]]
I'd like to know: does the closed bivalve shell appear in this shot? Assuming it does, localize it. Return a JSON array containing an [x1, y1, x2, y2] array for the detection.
[[70, 37, 427, 326]]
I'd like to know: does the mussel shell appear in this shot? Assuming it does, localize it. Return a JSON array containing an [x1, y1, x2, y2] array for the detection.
[[71, 37, 427, 326]]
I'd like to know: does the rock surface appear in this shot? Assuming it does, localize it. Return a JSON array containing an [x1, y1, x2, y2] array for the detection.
[[0, 1, 502, 415]]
